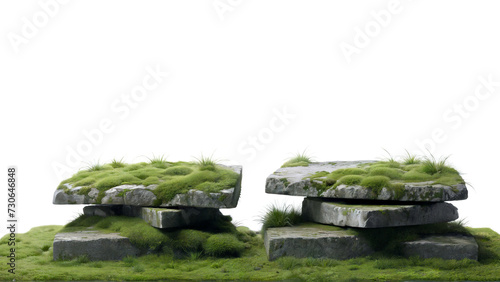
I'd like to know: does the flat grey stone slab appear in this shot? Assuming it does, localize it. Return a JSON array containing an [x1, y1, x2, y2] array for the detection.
[[264, 224, 374, 261], [266, 161, 467, 202], [302, 198, 459, 228], [53, 231, 141, 261], [53, 165, 242, 208], [400, 234, 478, 260], [140, 207, 222, 229], [82, 205, 222, 229]]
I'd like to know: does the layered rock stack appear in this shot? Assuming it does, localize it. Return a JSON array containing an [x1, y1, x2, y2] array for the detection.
[[264, 161, 478, 261], [52, 162, 242, 261]]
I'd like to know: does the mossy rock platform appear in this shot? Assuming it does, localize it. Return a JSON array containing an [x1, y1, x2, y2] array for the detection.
[[53, 162, 242, 209], [302, 198, 459, 228], [266, 161, 467, 202]]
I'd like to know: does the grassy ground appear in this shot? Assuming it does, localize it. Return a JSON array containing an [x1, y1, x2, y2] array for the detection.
[[1, 224, 499, 281], [57, 159, 239, 204]]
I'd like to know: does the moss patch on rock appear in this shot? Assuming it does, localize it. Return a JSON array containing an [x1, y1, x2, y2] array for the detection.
[[57, 160, 239, 203], [305, 160, 465, 197]]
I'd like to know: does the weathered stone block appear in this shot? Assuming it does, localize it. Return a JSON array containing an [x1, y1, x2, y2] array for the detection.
[[53, 231, 142, 261], [302, 198, 459, 228], [264, 224, 374, 261], [400, 234, 478, 260]]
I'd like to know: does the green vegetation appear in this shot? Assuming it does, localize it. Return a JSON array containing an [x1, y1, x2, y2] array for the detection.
[[304, 155, 464, 199], [194, 154, 220, 171], [281, 151, 313, 168], [402, 150, 421, 165], [57, 158, 239, 204], [147, 154, 169, 169], [2, 224, 499, 281], [60, 214, 255, 258], [204, 234, 246, 257], [260, 204, 302, 233]]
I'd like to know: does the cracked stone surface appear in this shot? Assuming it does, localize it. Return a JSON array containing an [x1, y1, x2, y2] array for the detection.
[[266, 161, 467, 202]]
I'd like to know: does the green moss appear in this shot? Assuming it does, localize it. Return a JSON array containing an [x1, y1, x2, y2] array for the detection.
[[76, 187, 91, 196], [310, 180, 331, 195], [360, 176, 391, 195], [156, 168, 238, 202], [60, 215, 248, 257], [280, 178, 290, 187], [143, 176, 159, 186], [327, 168, 367, 181], [368, 167, 403, 179], [281, 161, 310, 168], [300, 160, 464, 200], [173, 229, 211, 252], [401, 170, 430, 182], [307, 171, 329, 179], [164, 166, 193, 176], [204, 234, 246, 257], [95, 174, 142, 190], [334, 175, 364, 188], [57, 160, 239, 204]]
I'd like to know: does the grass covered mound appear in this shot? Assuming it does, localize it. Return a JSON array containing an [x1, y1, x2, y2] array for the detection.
[[306, 158, 465, 197], [57, 157, 240, 204], [2, 224, 500, 281], [61, 214, 259, 258]]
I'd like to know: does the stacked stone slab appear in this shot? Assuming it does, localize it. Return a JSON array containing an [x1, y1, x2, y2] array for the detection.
[[264, 161, 478, 261], [52, 165, 242, 261]]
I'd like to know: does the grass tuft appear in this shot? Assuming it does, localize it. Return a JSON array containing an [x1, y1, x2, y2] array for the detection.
[[110, 158, 126, 168], [422, 153, 451, 175], [85, 161, 105, 172], [402, 150, 421, 165], [260, 204, 302, 233], [194, 153, 219, 171], [281, 150, 313, 168], [148, 154, 168, 168]]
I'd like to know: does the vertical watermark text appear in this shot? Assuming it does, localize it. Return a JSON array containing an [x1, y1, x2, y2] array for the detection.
[[6, 167, 17, 275]]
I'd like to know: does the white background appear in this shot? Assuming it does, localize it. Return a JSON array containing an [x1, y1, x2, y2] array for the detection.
[[1, 0, 499, 236]]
